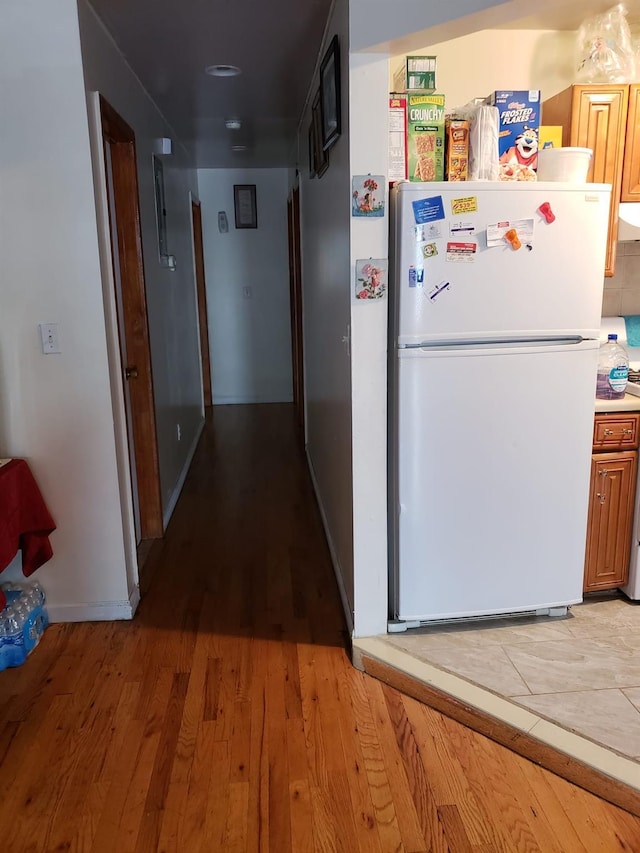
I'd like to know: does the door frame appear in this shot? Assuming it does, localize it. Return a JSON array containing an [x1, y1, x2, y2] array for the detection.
[[191, 198, 213, 408], [99, 96, 163, 541], [287, 184, 304, 434]]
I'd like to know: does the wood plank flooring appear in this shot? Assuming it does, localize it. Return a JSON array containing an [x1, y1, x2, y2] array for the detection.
[[1, 403, 639, 852]]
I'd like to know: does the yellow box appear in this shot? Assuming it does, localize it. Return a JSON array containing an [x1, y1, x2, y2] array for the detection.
[[445, 119, 469, 181], [539, 125, 563, 150]]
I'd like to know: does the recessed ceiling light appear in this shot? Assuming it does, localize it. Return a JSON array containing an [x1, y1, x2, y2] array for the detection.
[[205, 64, 241, 77], [225, 118, 242, 130], [231, 145, 248, 152]]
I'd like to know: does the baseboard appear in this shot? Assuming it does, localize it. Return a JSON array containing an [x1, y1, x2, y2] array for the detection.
[[306, 449, 355, 637], [212, 394, 294, 405], [47, 584, 140, 623], [163, 418, 205, 529]]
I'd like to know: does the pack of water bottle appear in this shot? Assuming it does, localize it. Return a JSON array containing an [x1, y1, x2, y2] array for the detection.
[[0, 582, 49, 671]]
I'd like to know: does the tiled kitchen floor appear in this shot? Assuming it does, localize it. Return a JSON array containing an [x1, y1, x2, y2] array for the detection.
[[354, 593, 640, 791]]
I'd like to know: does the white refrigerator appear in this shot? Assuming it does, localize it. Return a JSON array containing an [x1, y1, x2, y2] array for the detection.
[[389, 181, 611, 626]]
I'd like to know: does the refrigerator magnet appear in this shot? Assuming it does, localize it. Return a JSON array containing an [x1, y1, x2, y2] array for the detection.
[[352, 175, 385, 217], [446, 241, 477, 263], [355, 259, 388, 300], [451, 196, 478, 215], [450, 220, 475, 237], [422, 242, 438, 259], [428, 280, 451, 301], [415, 222, 443, 241], [486, 218, 534, 248], [408, 266, 424, 287], [412, 195, 445, 225]]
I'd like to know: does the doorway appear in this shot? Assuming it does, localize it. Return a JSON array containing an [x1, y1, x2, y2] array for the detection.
[[191, 200, 213, 408], [100, 96, 163, 543], [287, 185, 304, 434]]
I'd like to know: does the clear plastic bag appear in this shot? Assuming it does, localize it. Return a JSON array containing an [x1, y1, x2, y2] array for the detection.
[[453, 100, 499, 181], [575, 3, 636, 83]]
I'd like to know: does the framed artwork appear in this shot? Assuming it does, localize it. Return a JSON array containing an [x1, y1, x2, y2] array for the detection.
[[319, 35, 341, 152], [352, 175, 385, 217], [152, 155, 168, 257], [354, 259, 388, 301], [308, 122, 316, 178], [311, 92, 329, 178], [234, 184, 257, 229]]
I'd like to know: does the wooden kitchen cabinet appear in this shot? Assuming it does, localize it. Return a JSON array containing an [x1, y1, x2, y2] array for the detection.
[[542, 84, 630, 277], [621, 84, 640, 201], [583, 413, 640, 592]]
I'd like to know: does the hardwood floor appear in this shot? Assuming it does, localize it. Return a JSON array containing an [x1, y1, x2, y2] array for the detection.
[[1, 403, 639, 852]]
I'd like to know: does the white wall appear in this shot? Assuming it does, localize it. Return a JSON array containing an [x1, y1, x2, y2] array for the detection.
[[390, 29, 576, 106], [299, 0, 355, 625], [349, 51, 391, 637], [197, 169, 293, 404], [78, 1, 204, 523], [0, 0, 130, 617]]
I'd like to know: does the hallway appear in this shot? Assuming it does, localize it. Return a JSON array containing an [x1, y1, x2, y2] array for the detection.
[[1, 404, 639, 851]]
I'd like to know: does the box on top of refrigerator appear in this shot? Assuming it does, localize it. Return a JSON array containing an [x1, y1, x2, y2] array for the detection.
[[407, 93, 445, 182], [393, 56, 437, 93], [389, 95, 408, 182], [486, 90, 540, 181]]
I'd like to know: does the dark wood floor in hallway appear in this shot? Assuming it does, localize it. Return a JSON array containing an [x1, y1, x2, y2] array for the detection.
[[1, 403, 639, 852]]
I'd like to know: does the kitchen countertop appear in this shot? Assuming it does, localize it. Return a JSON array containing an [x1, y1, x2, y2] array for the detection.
[[595, 393, 640, 413]]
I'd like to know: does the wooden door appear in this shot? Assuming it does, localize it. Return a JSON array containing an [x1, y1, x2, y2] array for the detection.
[[543, 85, 629, 276], [100, 96, 163, 540], [621, 84, 640, 201], [287, 186, 304, 434], [191, 200, 213, 408], [584, 450, 637, 591]]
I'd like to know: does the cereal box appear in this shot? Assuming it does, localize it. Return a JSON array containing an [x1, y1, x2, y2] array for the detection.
[[393, 56, 437, 93], [445, 119, 469, 181], [538, 125, 563, 149], [486, 90, 540, 181], [389, 95, 408, 182], [407, 93, 445, 183]]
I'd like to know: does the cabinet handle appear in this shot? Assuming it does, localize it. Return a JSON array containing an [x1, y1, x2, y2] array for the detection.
[[623, 428, 634, 435], [597, 469, 608, 504], [603, 429, 614, 436]]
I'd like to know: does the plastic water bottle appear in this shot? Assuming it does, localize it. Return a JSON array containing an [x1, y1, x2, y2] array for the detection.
[[596, 334, 629, 400], [0, 582, 49, 671]]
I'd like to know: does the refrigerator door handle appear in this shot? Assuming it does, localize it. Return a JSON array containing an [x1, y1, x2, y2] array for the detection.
[[404, 335, 588, 351]]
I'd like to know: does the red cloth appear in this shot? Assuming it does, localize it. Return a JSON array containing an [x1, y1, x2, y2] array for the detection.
[[0, 459, 56, 611]]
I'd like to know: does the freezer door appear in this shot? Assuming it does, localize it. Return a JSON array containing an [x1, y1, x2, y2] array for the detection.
[[393, 339, 598, 622], [392, 182, 610, 346]]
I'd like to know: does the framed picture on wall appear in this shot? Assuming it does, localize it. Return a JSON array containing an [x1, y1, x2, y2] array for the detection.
[[319, 35, 341, 152], [234, 184, 257, 229], [312, 91, 329, 178], [152, 155, 168, 257]]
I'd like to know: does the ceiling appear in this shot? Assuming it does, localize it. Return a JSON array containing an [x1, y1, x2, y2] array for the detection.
[[87, 0, 640, 169], [88, 0, 333, 168]]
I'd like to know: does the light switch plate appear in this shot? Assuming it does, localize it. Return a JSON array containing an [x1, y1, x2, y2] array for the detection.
[[39, 323, 61, 354]]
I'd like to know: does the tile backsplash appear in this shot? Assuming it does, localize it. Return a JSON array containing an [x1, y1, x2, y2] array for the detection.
[[602, 241, 640, 317]]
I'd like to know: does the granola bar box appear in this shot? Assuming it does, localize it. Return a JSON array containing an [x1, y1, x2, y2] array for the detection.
[[445, 118, 469, 181], [407, 93, 445, 182]]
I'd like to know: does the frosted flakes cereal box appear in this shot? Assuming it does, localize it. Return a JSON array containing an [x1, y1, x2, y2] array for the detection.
[[486, 90, 540, 181], [445, 119, 469, 181], [407, 93, 445, 182]]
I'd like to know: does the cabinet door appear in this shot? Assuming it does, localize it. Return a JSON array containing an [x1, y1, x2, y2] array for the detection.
[[571, 86, 629, 277], [584, 450, 637, 592], [621, 84, 640, 201]]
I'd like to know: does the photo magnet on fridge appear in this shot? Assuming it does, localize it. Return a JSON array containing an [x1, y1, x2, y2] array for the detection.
[[352, 175, 385, 217]]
